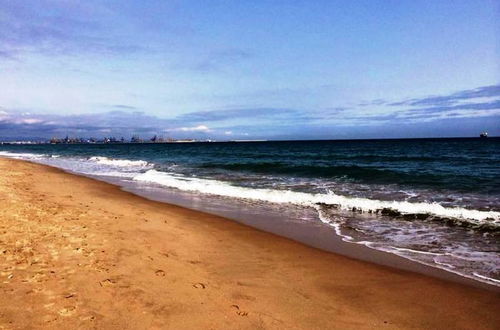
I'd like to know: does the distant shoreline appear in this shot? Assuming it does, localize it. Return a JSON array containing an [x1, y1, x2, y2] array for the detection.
[[1, 135, 498, 145]]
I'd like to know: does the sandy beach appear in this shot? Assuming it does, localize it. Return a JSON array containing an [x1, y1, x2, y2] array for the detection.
[[0, 157, 499, 329]]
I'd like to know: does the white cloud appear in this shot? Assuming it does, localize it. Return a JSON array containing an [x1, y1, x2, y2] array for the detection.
[[176, 125, 211, 132], [0, 110, 8, 120], [18, 118, 43, 124]]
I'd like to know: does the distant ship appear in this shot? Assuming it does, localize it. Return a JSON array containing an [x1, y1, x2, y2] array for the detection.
[[479, 132, 488, 138]]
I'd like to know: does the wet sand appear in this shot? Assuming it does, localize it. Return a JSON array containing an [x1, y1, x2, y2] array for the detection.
[[0, 158, 499, 329]]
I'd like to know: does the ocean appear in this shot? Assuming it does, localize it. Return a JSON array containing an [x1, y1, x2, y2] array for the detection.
[[1, 138, 499, 286]]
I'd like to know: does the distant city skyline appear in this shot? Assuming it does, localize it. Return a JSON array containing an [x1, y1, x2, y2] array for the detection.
[[1, 0, 499, 140]]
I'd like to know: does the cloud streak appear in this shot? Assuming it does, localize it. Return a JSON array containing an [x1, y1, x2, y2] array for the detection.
[[0, 1, 145, 60], [388, 85, 500, 107], [346, 84, 500, 124], [175, 108, 299, 122], [1, 84, 499, 140]]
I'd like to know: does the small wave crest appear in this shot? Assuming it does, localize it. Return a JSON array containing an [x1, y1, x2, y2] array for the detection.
[[88, 156, 151, 168], [0, 151, 47, 159], [134, 170, 500, 230]]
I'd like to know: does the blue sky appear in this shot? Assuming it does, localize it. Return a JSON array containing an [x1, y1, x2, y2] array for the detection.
[[0, 0, 499, 140]]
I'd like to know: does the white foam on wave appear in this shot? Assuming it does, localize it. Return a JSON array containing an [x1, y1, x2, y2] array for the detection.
[[370, 242, 500, 286], [89, 156, 151, 168], [3, 151, 498, 286], [0, 151, 47, 159], [134, 170, 500, 224], [2, 150, 498, 225], [0, 152, 150, 178], [317, 203, 500, 287], [473, 273, 500, 284], [80, 170, 138, 178]]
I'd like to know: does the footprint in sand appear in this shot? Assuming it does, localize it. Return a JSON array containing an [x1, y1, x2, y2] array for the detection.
[[231, 305, 249, 316], [159, 252, 169, 258], [58, 306, 76, 316], [42, 314, 59, 323], [155, 270, 166, 277], [99, 278, 117, 287], [80, 315, 97, 322], [189, 260, 201, 265], [193, 282, 206, 289]]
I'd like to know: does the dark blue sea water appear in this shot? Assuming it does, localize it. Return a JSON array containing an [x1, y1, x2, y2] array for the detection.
[[1, 138, 499, 285]]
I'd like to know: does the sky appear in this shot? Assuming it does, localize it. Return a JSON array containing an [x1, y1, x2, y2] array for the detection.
[[0, 0, 499, 140]]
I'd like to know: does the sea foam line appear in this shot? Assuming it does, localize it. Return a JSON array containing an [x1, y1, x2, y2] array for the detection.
[[88, 156, 151, 168], [0, 151, 47, 159], [133, 170, 500, 225], [2, 151, 498, 225]]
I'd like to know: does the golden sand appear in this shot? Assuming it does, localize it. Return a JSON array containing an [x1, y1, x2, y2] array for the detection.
[[0, 158, 498, 329]]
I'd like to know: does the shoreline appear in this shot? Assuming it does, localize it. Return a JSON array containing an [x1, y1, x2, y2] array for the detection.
[[1, 157, 499, 328], [4, 154, 498, 291], [118, 180, 499, 291]]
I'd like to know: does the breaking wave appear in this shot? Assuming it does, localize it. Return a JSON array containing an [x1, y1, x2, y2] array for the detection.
[[0, 151, 47, 159], [88, 156, 151, 168], [134, 169, 500, 230], [2, 142, 499, 286]]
